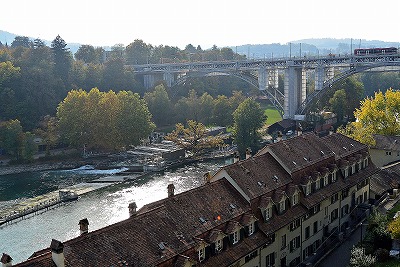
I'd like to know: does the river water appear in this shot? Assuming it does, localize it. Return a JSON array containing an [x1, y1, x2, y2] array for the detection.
[[0, 158, 232, 264]]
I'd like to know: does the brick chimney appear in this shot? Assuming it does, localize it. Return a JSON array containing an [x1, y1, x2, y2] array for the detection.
[[167, 183, 175, 197], [79, 218, 89, 235], [233, 151, 240, 163], [1, 253, 12, 267], [50, 239, 65, 267], [245, 148, 252, 159], [203, 172, 212, 183], [128, 202, 137, 217]]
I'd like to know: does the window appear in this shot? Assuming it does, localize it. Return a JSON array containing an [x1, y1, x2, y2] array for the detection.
[[281, 234, 286, 249], [315, 178, 320, 190], [332, 171, 337, 182], [331, 209, 338, 221], [290, 218, 301, 231], [313, 221, 318, 234], [323, 175, 328, 186], [215, 239, 223, 253], [305, 226, 310, 239], [198, 247, 205, 262], [292, 192, 299, 206], [341, 204, 349, 217], [331, 193, 339, 204], [342, 189, 349, 199], [264, 207, 272, 221], [306, 182, 311, 196], [248, 222, 254, 236], [279, 199, 286, 213], [290, 236, 301, 252], [386, 151, 392, 156], [266, 252, 275, 267], [233, 230, 239, 244]]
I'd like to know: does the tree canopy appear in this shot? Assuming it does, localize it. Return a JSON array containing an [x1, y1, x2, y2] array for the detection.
[[233, 98, 266, 156], [338, 89, 400, 145], [165, 120, 225, 156], [57, 88, 155, 151]]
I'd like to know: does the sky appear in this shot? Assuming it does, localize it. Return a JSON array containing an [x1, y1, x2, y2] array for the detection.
[[1, 0, 399, 49]]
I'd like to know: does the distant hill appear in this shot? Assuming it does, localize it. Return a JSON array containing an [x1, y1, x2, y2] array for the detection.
[[1, 29, 399, 58], [234, 39, 400, 59]]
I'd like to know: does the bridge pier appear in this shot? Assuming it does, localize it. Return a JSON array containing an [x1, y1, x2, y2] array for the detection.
[[163, 72, 175, 87], [284, 63, 306, 119], [144, 74, 156, 89], [258, 67, 268, 90]]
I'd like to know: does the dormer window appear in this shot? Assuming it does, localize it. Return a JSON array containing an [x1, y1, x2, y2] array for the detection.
[[306, 182, 311, 196], [264, 207, 272, 221], [315, 178, 320, 190], [215, 239, 223, 253], [279, 198, 286, 213], [232, 230, 239, 244], [248, 221, 255, 236], [323, 175, 328, 187], [292, 192, 299, 206], [198, 246, 205, 262], [331, 171, 337, 182]]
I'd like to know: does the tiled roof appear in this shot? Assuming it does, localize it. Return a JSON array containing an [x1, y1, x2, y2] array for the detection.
[[321, 133, 367, 159], [370, 163, 400, 195], [17, 178, 250, 267], [372, 134, 400, 151], [222, 153, 292, 199], [258, 205, 307, 234], [259, 133, 335, 174], [197, 231, 266, 267]]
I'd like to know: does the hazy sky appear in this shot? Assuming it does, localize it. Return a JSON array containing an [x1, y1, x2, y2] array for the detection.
[[1, 0, 399, 49]]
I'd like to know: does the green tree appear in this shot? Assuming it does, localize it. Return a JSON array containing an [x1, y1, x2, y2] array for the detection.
[[388, 217, 400, 239], [338, 89, 400, 145], [329, 89, 347, 121], [11, 36, 32, 48], [75, 45, 97, 63], [125, 39, 152, 64], [233, 98, 266, 156], [57, 88, 155, 151], [0, 119, 24, 161], [144, 84, 174, 127], [51, 35, 72, 81], [349, 246, 376, 267], [165, 120, 224, 156]]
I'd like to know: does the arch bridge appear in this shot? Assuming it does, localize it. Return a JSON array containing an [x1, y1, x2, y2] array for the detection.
[[131, 54, 400, 119]]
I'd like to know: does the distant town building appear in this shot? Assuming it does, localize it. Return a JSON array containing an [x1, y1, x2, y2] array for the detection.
[[11, 133, 376, 267]]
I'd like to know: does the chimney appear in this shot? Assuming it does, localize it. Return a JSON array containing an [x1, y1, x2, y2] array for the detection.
[[50, 239, 65, 267], [1, 253, 12, 267], [329, 126, 334, 135], [233, 151, 240, 163], [128, 202, 137, 217], [297, 125, 303, 136], [79, 218, 89, 235], [245, 148, 252, 159], [203, 172, 212, 183], [167, 183, 175, 197], [277, 131, 283, 142]]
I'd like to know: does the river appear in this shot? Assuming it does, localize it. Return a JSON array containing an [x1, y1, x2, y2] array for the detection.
[[0, 158, 232, 264]]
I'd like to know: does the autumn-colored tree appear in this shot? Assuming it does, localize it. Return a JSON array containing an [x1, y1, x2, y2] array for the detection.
[[165, 120, 224, 156], [388, 217, 400, 239], [338, 89, 400, 146]]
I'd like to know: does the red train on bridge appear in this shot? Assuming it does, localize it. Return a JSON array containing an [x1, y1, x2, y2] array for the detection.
[[354, 47, 398, 56]]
